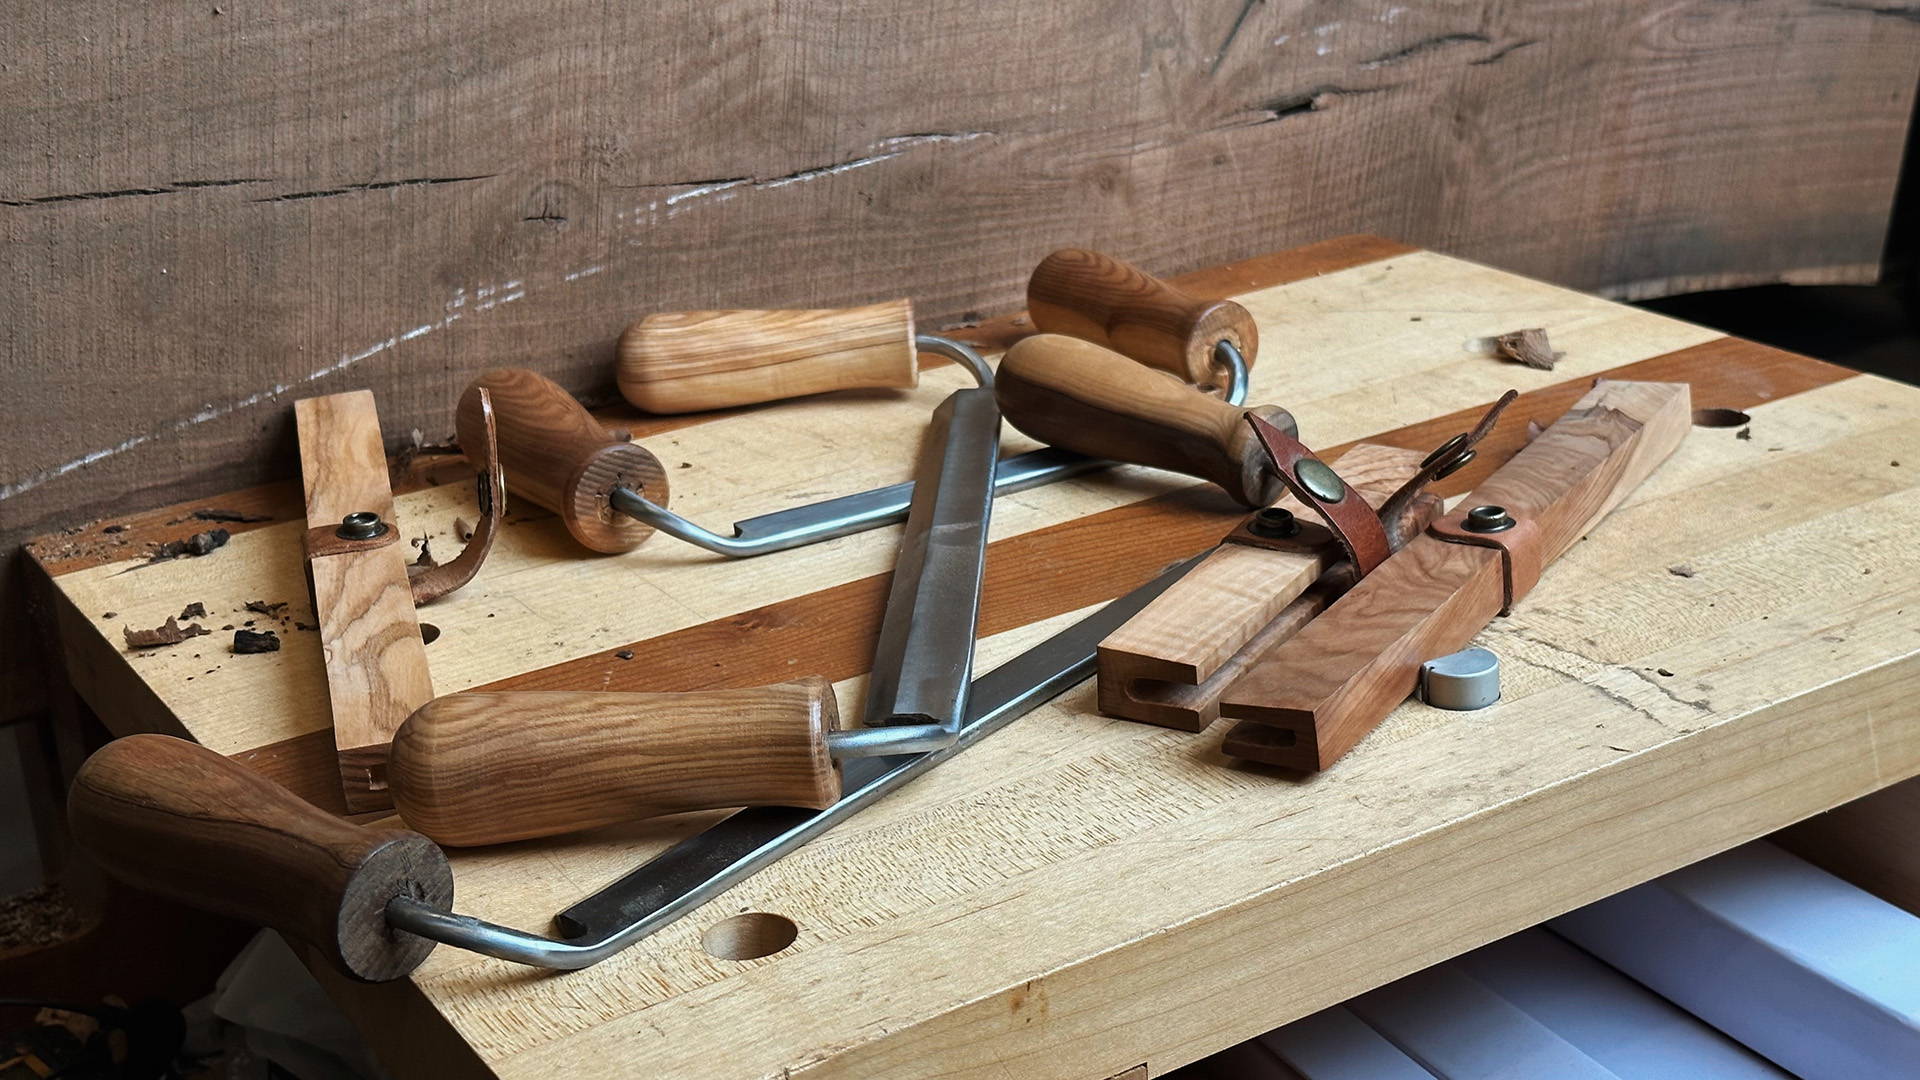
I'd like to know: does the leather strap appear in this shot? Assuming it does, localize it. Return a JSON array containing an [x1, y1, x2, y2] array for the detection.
[[1244, 415, 1391, 576], [409, 386, 505, 605], [1429, 510, 1542, 614], [1375, 390, 1519, 547]]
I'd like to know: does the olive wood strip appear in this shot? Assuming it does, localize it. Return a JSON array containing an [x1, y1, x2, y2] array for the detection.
[[67, 733, 450, 982], [296, 391, 437, 813], [1220, 380, 1693, 771], [388, 679, 840, 847], [617, 300, 918, 414]]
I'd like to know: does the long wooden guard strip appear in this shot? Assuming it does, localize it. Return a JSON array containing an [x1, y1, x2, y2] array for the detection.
[[296, 391, 436, 812], [1221, 380, 1694, 771]]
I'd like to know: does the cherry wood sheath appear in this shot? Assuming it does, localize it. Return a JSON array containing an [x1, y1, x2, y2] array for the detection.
[[1027, 248, 1259, 390], [995, 334, 1296, 507], [1097, 444, 1431, 732], [1220, 380, 1693, 770], [68, 734, 451, 982], [388, 678, 841, 847], [296, 391, 438, 813], [617, 300, 919, 413], [455, 368, 670, 554]]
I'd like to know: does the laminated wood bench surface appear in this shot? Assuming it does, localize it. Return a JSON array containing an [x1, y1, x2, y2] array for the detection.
[[29, 237, 1920, 1080]]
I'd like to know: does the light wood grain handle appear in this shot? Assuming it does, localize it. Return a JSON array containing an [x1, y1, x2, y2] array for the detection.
[[455, 368, 669, 554], [996, 334, 1296, 507], [389, 678, 842, 847], [67, 734, 451, 982], [617, 300, 919, 413], [1028, 248, 1258, 388]]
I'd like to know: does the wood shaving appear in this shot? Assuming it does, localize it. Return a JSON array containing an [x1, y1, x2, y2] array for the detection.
[[192, 507, 271, 523], [243, 599, 287, 615], [147, 528, 230, 562], [454, 517, 475, 542], [1494, 328, 1564, 370], [125, 617, 210, 649], [1667, 565, 1696, 578], [0, 884, 88, 951], [179, 601, 207, 619], [233, 629, 281, 654], [413, 536, 438, 569]]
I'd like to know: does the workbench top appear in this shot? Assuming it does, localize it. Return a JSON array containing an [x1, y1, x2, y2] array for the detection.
[[30, 236, 1920, 1080]]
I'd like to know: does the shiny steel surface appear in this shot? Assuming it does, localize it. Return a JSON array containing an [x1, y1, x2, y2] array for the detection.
[[861, 386, 999, 738]]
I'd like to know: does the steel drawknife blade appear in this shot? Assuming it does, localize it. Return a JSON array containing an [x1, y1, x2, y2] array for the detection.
[[382, 554, 1205, 969], [862, 385, 999, 736]]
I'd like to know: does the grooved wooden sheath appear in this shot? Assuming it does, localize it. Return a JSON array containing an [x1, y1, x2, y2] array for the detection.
[[1097, 443, 1430, 732], [1221, 380, 1693, 771], [296, 391, 435, 812]]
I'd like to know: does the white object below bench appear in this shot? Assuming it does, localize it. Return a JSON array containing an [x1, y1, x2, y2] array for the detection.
[[1550, 839, 1920, 1080]]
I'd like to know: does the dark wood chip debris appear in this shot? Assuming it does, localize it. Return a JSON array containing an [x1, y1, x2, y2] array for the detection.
[[192, 508, 272, 523], [125, 617, 210, 649], [233, 629, 281, 654], [148, 528, 230, 562], [1494, 328, 1563, 370]]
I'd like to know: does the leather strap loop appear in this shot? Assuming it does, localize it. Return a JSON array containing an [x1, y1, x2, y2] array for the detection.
[[1244, 415, 1392, 576], [409, 387, 505, 605], [1429, 509, 1542, 614]]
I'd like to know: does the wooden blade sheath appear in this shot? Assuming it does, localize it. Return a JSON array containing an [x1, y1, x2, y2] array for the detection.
[[1220, 380, 1692, 771], [297, 391, 437, 812], [1097, 443, 1433, 732]]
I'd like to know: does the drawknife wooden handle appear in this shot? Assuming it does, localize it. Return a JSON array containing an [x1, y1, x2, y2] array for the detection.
[[389, 678, 842, 847], [455, 368, 669, 554], [995, 334, 1296, 507], [617, 300, 919, 413], [1028, 248, 1258, 389], [68, 734, 451, 982]]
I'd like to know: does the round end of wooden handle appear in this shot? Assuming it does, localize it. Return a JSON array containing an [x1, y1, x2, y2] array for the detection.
[[564, 442, 670, 553], [333, 831, 453, 981], [1184, 299, 1260, 390], [792, 674, 843, 810]]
